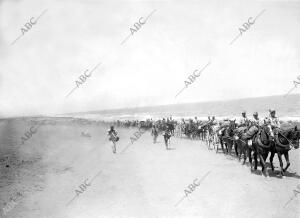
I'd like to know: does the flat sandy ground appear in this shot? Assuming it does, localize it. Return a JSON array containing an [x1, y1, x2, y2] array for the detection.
[[0, 118, 299, 218]]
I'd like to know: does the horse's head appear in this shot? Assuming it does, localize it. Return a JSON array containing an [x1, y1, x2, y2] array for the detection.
[[227, 120, 237, 136], [286, 126, 300, 149], [229, 119, 236, 128], [259, 124, 272, 143]]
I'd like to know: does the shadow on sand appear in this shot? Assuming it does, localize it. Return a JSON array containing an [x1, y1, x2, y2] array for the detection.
[[217, 152, 300, 180]]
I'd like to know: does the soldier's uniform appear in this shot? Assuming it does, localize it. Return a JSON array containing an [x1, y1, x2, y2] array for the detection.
[[239, 114, 250, 127], [251, 118, 263, 127], [250, 112, 264, 127], [268, 116, 280, 128], [107, 127, 118, 153], [266, 109, 280, 138]]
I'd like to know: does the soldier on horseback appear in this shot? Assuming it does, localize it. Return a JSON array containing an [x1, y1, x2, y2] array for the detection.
[[239, 111, 250, 127], [266, 109, 280, 139], [243, 112, 263, 146], [250, 112, 264, 128]]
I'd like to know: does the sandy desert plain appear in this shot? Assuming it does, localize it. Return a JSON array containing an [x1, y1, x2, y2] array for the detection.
[[0, 116, 299, 218]]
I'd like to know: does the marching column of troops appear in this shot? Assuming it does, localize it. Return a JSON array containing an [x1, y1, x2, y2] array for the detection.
[[107, 109, 298, 176]]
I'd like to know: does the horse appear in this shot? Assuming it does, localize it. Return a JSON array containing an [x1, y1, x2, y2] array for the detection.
[[233, 125, 259, 165], [269, 126, 300, 176], [251, 124, 272, 175], [184, 122, 194, 139], [220, 120, 237, 155], [233, 126, 249, 164]]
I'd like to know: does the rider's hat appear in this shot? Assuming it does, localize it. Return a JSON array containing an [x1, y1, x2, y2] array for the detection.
[[253, 112, 258, 116], [269, 109, 276, 113], [242, 111, 246, 114]]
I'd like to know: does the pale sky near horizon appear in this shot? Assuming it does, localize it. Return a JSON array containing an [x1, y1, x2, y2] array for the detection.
[[0, 0, 299, 117]]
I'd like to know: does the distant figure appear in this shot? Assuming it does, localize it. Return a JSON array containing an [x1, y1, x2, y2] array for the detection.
[[107, 126, 119, 154], [151, 125, 158, 144], [163, 126, 172, 149]]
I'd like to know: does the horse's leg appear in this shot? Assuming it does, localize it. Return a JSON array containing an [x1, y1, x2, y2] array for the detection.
[[207, 134, 210, 148], [258, 153, 266, 174], [228, 141, 232, 156], [236, 142, 241, 160], [235, 142, 239, 157], [248, 148, 252, 164], [241, 144, 245, 163], [242, 145, 247, 165], [264, 152, 270, 176], [214, 135, 217, 150], [283, 151, 290, 172], [237, 142, 242, 161], [112, 141, 116, 153], [166, 138, 169, 149], [253, 150, 258, 170], [214, 136, 216, 149], [259, 155, 263, 171], [277, 152, 284, 176], [207, 135, 209, 149], [269, 150, 275, 171], [222, 141, 226, 154], [207, 135, 210, 150], [221, 139, 225, 153]]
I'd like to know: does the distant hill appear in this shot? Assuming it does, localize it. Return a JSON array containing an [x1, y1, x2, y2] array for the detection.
[[64, 94, 300, 121]]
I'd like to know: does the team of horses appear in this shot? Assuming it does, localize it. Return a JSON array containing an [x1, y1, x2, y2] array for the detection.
[[112, 118, 300, 176], [176, 120, 300, 177]]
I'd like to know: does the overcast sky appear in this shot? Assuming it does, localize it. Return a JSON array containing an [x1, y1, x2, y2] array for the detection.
[[0, 0, 299, 117]]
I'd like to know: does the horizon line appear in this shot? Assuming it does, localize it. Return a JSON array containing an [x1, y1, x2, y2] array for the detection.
[[1, 93, 299, 119]]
